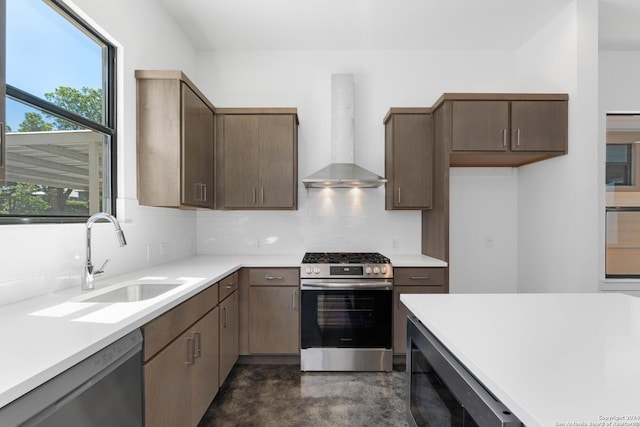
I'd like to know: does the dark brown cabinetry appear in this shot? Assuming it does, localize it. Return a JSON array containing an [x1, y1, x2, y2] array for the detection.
[[441, 94, 568, 167], [216, 109, 298, 210], [136, 70, 215, 209], [142, 284, 219, 427], [241, 268, 300, 355], [218, 272, 239, 386], [393, 267, 447, 355], [384, 108, 433, 210]]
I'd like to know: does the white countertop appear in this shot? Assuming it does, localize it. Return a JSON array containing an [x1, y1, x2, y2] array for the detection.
[[401, 293, 640, 427], [0, 254, 301, 408], [389, 254, 447, 267], [0, 251, 444, 409]]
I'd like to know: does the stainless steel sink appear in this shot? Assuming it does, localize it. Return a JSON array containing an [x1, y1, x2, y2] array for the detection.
[[83, 283, 181, 303]]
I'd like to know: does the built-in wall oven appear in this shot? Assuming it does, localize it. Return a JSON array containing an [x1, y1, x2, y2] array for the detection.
[[300, 252, 393, 372], [406, 316, 522, 426]]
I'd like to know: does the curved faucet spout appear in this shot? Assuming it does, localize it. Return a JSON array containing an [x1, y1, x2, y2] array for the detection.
[[82, 212, 127, 290]]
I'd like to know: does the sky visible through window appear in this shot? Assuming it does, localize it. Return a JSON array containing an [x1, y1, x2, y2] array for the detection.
[[6, 0, 103, 130]]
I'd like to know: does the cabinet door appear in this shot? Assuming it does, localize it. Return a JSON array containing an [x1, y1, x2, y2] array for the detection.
[[248, 286, 299, 354], [144, 329, 192, 427], [219, 290, 239, 386], [258, 115, 296, 208], [189, 307, 219, 425], [451, 101, 509, 151], [510, 100, 568, 152], [223, 115, 260, 208], [390, 114, 432, 209], [393, 286, 445, 355], [181, 83, 214, 208]]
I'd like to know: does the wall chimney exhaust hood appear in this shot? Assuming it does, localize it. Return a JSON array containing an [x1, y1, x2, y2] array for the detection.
[[303, 74, 386, 189]]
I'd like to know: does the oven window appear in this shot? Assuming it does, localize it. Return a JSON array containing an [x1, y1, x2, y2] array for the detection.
[[301, 289, 392, 349], [317, 294, 376, 328], [409, 341, 479, 427]]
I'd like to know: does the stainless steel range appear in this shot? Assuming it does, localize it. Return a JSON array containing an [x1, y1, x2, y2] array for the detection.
[[300, 252, 393, 372]]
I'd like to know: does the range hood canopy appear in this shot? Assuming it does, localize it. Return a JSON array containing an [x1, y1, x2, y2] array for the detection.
[[303, 74, 386, 189]]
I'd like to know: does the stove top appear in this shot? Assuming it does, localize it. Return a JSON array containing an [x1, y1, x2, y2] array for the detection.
[[301, 252, 393, 279], [302, 252, 390, 265]]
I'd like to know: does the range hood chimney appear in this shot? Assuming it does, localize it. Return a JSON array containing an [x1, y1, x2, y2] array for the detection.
[[303, 74, 386, 189]]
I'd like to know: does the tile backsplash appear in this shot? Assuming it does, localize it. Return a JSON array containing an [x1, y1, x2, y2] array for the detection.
[[197, 186, 421, 255]]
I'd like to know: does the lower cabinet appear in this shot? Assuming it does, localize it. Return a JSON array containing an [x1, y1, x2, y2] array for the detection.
[[393, 267, 447, 355], [246, 268, 300, 354], [219, 289, 238, 385], [143, 306, 219, 427], [141, 283, 220, 427]]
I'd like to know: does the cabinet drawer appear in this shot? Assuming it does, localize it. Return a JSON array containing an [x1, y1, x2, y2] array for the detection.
[[142, 283, 218, 361], [248, 268, 299, 286], [219, 271, 239, 302], [394, 267, 446, 287]]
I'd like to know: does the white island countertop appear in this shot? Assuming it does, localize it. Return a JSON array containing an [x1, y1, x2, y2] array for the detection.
[[401, 293, 640, 427]]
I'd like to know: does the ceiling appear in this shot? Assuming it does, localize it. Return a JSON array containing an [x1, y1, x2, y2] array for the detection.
[[158, 0, 640, 51]]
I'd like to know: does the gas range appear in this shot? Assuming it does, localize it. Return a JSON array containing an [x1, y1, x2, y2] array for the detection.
[[300, 252, 393, 279]]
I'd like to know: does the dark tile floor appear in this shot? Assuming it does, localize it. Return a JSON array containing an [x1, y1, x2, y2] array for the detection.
[[198, 364, 409, 427]]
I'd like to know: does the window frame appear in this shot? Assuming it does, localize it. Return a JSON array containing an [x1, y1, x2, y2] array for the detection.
[[0, 0, 117, 224]]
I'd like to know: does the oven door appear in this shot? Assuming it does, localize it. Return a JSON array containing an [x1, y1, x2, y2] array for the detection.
[[406, 316, 522, 427], [300, 280, 392, 349]]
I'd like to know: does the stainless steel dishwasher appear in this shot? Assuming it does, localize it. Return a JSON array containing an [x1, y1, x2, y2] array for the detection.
[[0, 329, 143, 427]]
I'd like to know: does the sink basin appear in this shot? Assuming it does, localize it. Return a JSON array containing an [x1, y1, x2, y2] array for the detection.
[[83, 283, 181, 303]]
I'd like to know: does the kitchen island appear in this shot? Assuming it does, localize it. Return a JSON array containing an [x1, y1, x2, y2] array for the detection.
[[401, 293, 640, 427]]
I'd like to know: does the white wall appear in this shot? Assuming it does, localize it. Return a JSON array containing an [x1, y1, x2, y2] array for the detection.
[[194, 50, 520, 265], [599, 50, 640, 297], [514, 0, 600, 293], [0, 0, 199, 306]]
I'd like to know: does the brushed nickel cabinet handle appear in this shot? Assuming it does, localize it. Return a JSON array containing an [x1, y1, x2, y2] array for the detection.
[[202, 184, 207, 202], [265, 275, 284, 280], [223, 307, 227, 328], [410, 276, 430, 280], [502, 128, 507, 147], [260, 188, 264, 205], [225, 283, 233, 289], [194, 331, 201, 358], [292, 290, 298, 310], [516, 128, 521, 147], [397, 188, 401, 204], [252, 188, 256, 204], [185, 336, 195, 365]]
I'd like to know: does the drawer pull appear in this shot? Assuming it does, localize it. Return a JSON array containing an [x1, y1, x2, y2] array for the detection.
[[193, 331, 202, 358], [265, 275, 284, 280], [225, 283, 234, 289], [410, 276, 430, 280]]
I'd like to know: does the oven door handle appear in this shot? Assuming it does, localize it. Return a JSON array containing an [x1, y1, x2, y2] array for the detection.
[[301, 281, 392, 290]]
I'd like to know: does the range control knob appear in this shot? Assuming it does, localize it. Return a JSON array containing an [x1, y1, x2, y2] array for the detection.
[[305, 267, 312, 274], [381, 266, 387, 274], [373, 267, 380, 274], [313, 267, 321, 274], [365, 267, 373, 274]]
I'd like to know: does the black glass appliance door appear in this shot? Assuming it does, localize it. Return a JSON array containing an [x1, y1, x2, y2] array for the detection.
[[301, 289, 392, 348]]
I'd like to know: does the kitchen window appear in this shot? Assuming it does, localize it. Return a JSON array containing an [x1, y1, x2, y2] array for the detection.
[[605, 113, 640, 277], [0, 0, 116, 223]]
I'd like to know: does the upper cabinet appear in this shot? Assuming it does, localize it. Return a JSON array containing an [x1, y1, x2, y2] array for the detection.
[[384, 108, 433, 210], [216, 109, 298, 210], [438, 93, 569, 167], [136, 70, 215, 209]]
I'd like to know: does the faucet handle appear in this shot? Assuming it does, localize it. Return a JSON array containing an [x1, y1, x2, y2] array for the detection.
[[95, 259, 110, 275]]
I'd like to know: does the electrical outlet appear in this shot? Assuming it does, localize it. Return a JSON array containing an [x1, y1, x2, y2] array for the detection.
[[392, 239, 399, 250], [161, 243, 170, 258], [256, 238, 263, 249], [484, 235, 494, 248]]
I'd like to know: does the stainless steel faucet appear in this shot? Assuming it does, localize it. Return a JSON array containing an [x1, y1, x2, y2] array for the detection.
[[81, 212, 127, 290]]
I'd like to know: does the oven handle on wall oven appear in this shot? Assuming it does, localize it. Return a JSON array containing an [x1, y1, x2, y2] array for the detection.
[[300, 281, 393, 290]]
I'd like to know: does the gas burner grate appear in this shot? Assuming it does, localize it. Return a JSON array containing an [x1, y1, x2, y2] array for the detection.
[[302, 252, 390, 264]]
